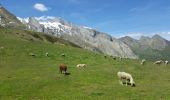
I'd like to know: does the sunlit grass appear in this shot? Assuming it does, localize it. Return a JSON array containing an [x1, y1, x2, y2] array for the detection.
[[0, 28, 170, 99]]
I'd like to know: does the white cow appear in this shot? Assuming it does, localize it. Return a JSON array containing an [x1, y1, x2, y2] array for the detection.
[[154, 60, 163, 65], [0, 46, 4, 49], [29, 53, 36, 56], [141, 59, 146, 65], [76, 64, 86, 68], [117, 71, 135, 87], [61, 53, 65, 57], [165, 60, 168, 65], [45, 52, 49, 57], [119, 57, 122, 61]]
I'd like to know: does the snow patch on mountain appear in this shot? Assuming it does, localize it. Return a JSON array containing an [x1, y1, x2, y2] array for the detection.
[[82, 26, 92, 29], [17, 16, 138, 59], [34, 16, 57, 21], [17, 17, 29, 23]]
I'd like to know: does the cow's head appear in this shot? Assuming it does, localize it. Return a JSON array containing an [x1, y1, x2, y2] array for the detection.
[[131, 83, 136, 87]]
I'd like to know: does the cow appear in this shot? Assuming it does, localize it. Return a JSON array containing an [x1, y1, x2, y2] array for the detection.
[[45, 52, 49, 57], [0, 46, 4, 49], [165, 60, 169, 66], [76, 64, 86, 68], [59, 64, 67, 74], [29, 53, 36, 57], [61, 53, 65, 57], [117, 71, 135, 87], [119, 57, 122, 61], [154, 60, 163, 65], [141, 59, 146, 65], [104, 55, 107, 59]]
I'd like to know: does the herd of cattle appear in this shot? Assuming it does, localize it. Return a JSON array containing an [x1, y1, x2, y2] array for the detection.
[[58, 55, 169, 87], [59, 63, 137, 87], [26, 51, 169, 87], [28, 52, 169, 87], [1, 45, 169, 87], [141, 59, 169, 66]]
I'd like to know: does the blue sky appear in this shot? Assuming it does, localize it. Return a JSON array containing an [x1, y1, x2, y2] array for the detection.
[[1, 0, 170, 40]]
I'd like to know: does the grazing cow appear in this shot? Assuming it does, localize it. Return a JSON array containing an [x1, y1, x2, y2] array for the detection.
[[141, 59, 146, 65], [110, 56, 116, 60], [165, 60, 169, 65], [117, 71, 135, 87], [154, 60, 163, 65], [29, 53, 36, 56], [112, 57, 116, 60], [45, 52, 49, 57], [61, 53, 65, 57], [104, 55, 107, 59], [59, 64, 67, 74], [0, 46, 4, 49], [76, 64, 86, 68], [119, 57, 122, 61]]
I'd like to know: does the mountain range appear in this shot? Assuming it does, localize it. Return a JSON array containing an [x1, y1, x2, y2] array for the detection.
[[120, 35, 170, 60], [0, 6, 170, 60]]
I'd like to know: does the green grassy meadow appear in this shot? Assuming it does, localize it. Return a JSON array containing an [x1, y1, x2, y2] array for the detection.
[[0, 28, 170, 100]]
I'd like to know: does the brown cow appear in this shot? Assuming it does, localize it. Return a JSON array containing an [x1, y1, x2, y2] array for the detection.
[[59, 64, 67, 74]]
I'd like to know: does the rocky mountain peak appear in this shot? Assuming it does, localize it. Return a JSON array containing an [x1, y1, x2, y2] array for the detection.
[[150, 34, 168, 50], [152, 34, 165, 40], [121, 36, 137, 41], [119, 36, 139, 48], [0, 6, 139, 59], [0, 6, 26, 29], [139, 34, 168, 50], [17, 16, 138, 58]]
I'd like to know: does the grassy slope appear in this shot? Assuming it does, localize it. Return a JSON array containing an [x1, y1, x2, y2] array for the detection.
[[0, 28, 170, 100]]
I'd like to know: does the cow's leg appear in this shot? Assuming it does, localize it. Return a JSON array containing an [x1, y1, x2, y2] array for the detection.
[[119, 80, 123, 86], [126, 80, 128, 86], [60, 69, 62, 74], [64, 69, 67, 74]]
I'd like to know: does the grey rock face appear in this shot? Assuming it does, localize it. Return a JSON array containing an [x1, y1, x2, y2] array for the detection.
[[150, 35, 168, 50], [120, 35, 170, 60], [2, 6, 170, 60], [18, 16, 138, 59], [0, 6, 26, 29], [139, 35, 168, 50], [120, 35, 170, 51], [28, 17, 43, 32], [119, 36, 139, 48]]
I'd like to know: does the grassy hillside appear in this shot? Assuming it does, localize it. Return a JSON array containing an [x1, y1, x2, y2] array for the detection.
[[0, 28, 170, 100]]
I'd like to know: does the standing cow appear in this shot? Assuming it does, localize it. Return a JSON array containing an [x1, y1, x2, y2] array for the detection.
[[165, 60, 169, 66], [154, 60, 163, 65], [59, 64, 67, 74], [141, 59, 146, 65]]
